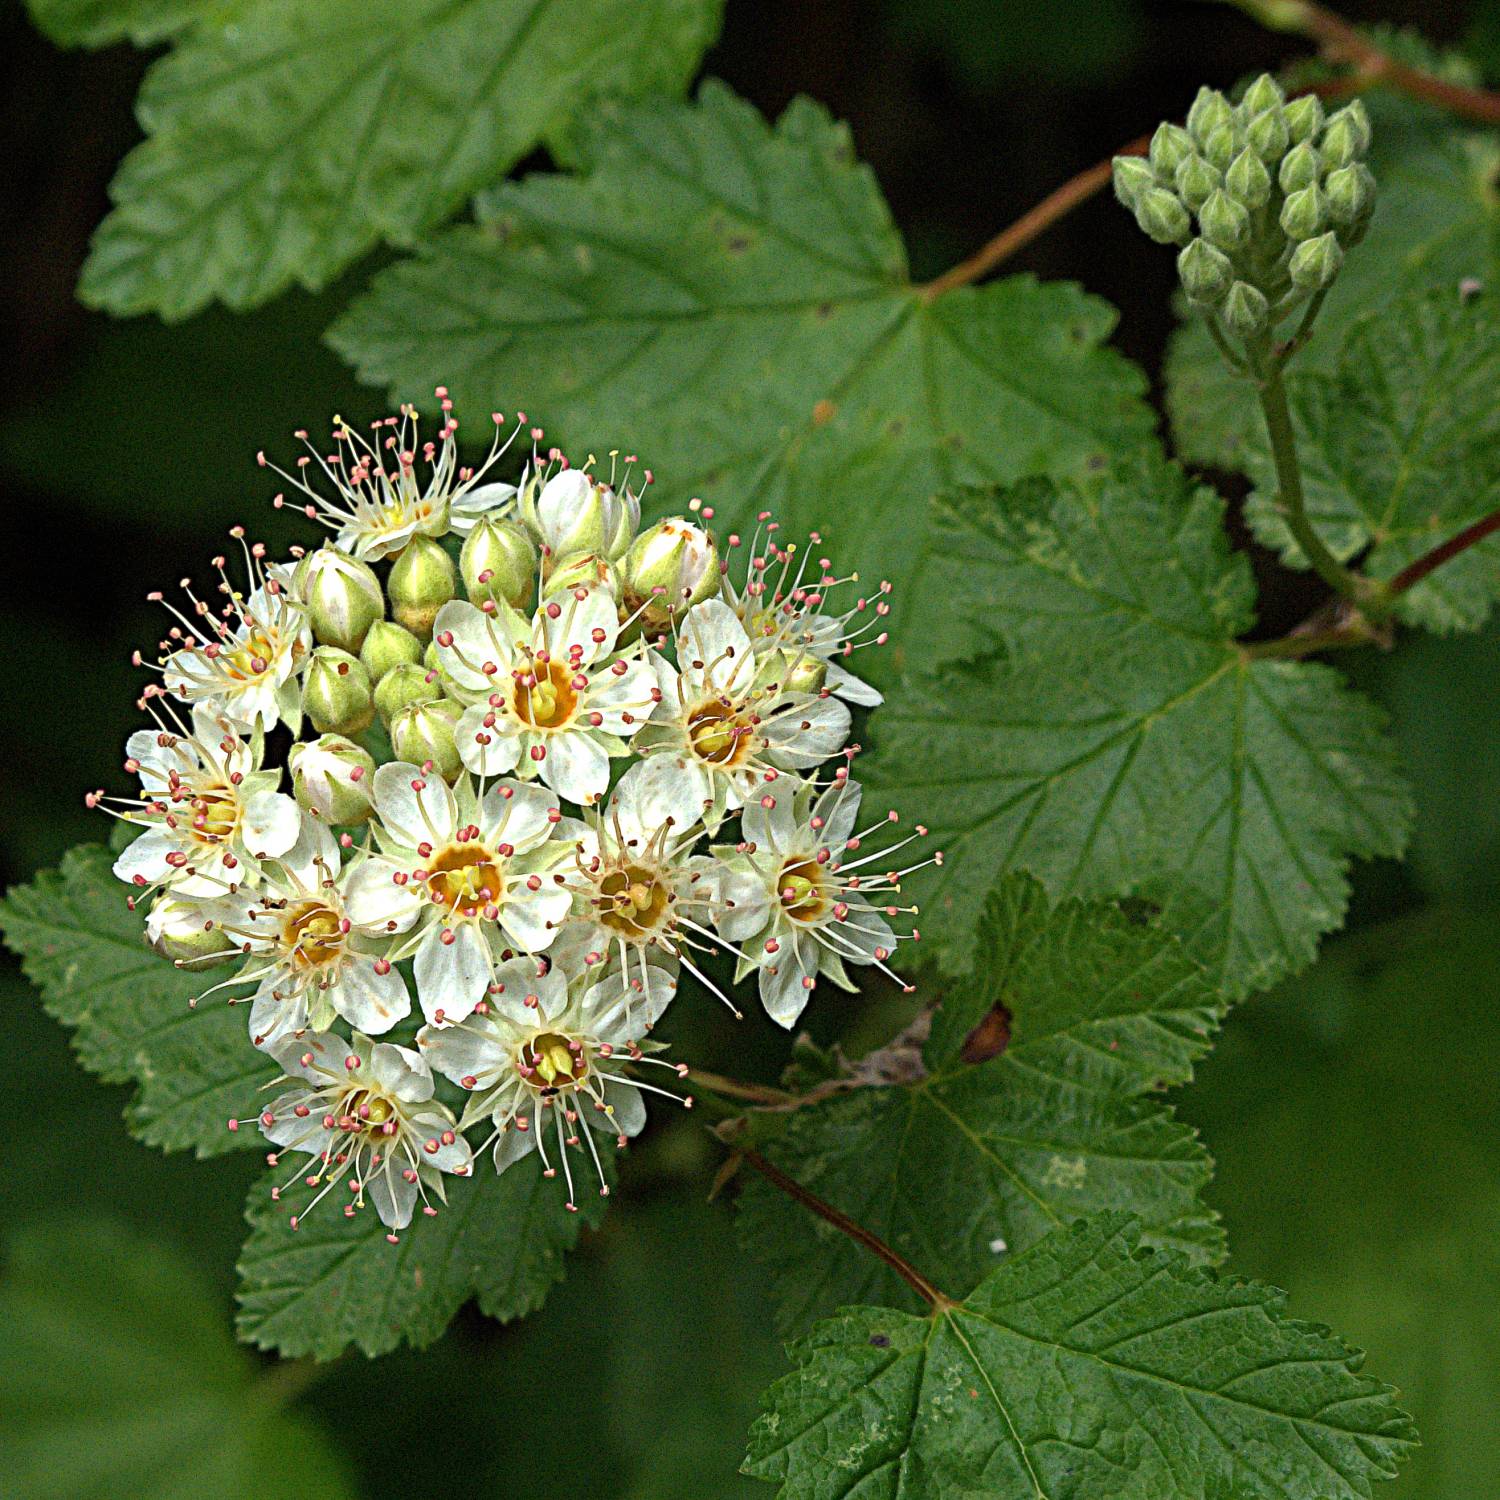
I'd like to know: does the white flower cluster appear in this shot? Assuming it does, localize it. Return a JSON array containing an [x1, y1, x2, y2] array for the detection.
[[95, 392, 935, 1237]]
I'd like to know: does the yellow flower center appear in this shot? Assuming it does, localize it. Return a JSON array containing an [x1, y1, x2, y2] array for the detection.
[[520, 1031, 587, 1092], [687, 700, 753, 766], [513, 658, 579, 730], [282, 901, 344, 968], [597, 863, 671, 939], [778, 856, 828, 922], [428, 844, 505, 912]]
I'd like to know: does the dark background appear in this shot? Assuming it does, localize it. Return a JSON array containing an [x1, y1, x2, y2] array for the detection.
[[2, 3, 1497, 1497]]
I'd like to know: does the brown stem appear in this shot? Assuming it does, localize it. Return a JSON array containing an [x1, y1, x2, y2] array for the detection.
[[737, 1147, 951, 1308], [920, 139, 1146, 302], [1278, 1, 1500, 125], [1385, 508, 1500, 598], [687, 1069, 797, 1107]]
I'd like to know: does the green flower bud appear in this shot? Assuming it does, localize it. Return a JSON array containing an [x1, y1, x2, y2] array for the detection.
[[1284, 94, 1323, 144], [388, 535, 456, 642], [359, 619, 424, 683], [1225, 147, 1272, 209], [1279, 184, 1325, 241], [1240, 73, 1285, 117], [1177, 237, 1235, 305], [1278, 140, 1319, 194], [374, 661, 441, 727], [1323, 162, 1375, 226], [1173, 153, 1220, 212], [1186, 87, 1233, 144], [542, 551, 620, 600], [756, 648, 827, 696], [304, 647, 374, 736], [1223, 281, 1270, 335], [146, 893, 235, 965], [461, 516, 537, 612], [1199, 188, 1250, 251], [1246, 106, 1290, 163], [299, 547, 383, 653], [621, 517, 720, 631], [390, 698, 463, 782], [1288, 231, 1344, 291], [1148, 123, 1195, 180], [1202, 123, 1237, 172], [522, 468, 639, 561], [1112, 154, 1157, 208], [289, 734, 376, 826], [1135, 187, 1190, 245], [1325, 100, 1372, 157]]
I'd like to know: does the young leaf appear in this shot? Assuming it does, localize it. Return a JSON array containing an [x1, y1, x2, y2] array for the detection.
[[864, 457, 1413, 991], [80, 0, 726, 318], [331, 83, 1156, 642], [0, 1219, 355, 1499], [1167, 91, 1499, 471], [0, 844, 274, 1158], [1241, 288, 1500, 632], [236, 1150, 610, 1359], [738, 876, 1224, 1333], [743, 1214, 1417, 1500]]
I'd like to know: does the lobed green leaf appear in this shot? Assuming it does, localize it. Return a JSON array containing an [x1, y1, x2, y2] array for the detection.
[[744, 1213, 1417, 1500]]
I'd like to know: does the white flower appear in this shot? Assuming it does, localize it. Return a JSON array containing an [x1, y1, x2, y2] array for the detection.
[[713, 777, 934, 1027], [434, 589, 658, 805], [417, 955, 681, 1210], [551, 757, 748, 1014], [342, 762, 571, 1026], [720, 521, 890, 706], [152, 547, 311, 732], [199, 816, 415, 1047], [635, 599, 852, 826], [260, 392, 522, 561], [106, 705, 301, 900], [521, 465, 639, 561], [250, 1029, 472, 1235]]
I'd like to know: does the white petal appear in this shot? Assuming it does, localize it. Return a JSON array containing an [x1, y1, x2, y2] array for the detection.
[[112, 828, 175, 886], [456, 702, 523, 778], [418, 1016, 510, 1089], [543, 587, 619, 666], [493, 1123, 538, 1174], [368, 1040, 435, 1101], [268, 1028, 346, 1082], [763, 694, 851, 769], [712, 862, 774, 944], [540, 732, 611, 806], [365, 1163, 418, 1229], [741, 787, 800, 854], [830, 897, 897, 965], [825, 659, 883, 707], [587, 657, 656, 737], [330, 959, 412, 1035], [410, 1108, 473, 1173], [479, 778, 558, 851], [343, 857, 424, 934], [594, 1079, 647, 1137], [500, 884, 570, 952], [272, 812, 340, 889], [259, 1090, 332, 1153], [434, 598, 525, 694], [450, 481, 518, 531], [248, 981, 309, 1049], [373, 760, 456, 848], [490, 959, 568, 1026], [815, 778, 863, 852], [607, 756, 706, 851], [760, 929, 816, 1027], [413, 924, 492, 1026], [677, 599, 755, 698], [581, 964, 679, 1040]]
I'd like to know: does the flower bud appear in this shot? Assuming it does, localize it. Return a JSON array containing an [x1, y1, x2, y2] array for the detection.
[[1148, 123, 1194, 180], [304, 646, 374, 736], [1323, 162, 1375, 226], [1246, 106, 1290, 163], [1177, 238, 1234, 305], [1319, 103, 1370, 170], [1202, 123, 1237, 172], [1284, 94, 1323, 144], [359, 619, 423, 683], [605, 487, 641, 561], [1199, 188, 1250, 251], [374, 662, 441, 727], [147, 893, 235, 965], [524, 469, 632, 560], [289, 734, 376, 826], [1240, 73, 1284, 117], [1278, 140, 1319, 194], [388, 535, 456, 642], [759, 648, 827, 695], [1186, 87, 1233, 144], [542, 551, 620, 600], [1135, 187, 1190, 245], [1173, 154, 1220, 212], [1223, 281, 1270, 335], [461, 516, 537, 611], [299, 547, 383, 653], [1225, 147, 1272, 209], [1288, 231, 1344, 291], [1112, 155, 1156, 207], [390, 699, 463, 781], [1279, 184, 1325, 241], [621, 518, 720, 630]]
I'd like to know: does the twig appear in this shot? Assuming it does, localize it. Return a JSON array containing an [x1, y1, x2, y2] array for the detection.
[[1237, 0, 1500, 125], [736, 1146, 951, 1308], [920, 140, 1146, 301], [686, 1068, 796, 1107], [1384, 508, 1500, 598]]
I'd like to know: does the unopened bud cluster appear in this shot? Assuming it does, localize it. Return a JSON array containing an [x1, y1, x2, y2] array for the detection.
[[1114, 74, 1375, 337], [92, 391, 936, 1241]]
